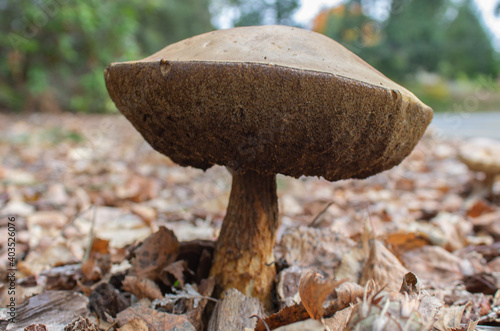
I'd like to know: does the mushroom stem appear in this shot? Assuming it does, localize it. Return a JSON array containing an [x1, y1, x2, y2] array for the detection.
[[210, 170, 279, 303], [485, 173, 496, 198]]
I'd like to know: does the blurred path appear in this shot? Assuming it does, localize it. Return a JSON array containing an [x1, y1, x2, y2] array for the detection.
[[430, 111, 500, 140]]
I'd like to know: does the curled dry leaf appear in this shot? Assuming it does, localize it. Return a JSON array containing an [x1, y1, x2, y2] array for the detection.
[[159, 260, 187, 288], [299, 271, 345, 320], [64, 316, 98, 331], [360, 239, 409, 292], [383, 231, 430, 258], [254, 303, 310, 331], [433, 303, 470, 331], [122, 275, 163, 300], [400, 272, 419, 294], [322, 307, 353, 331], [115, 174, 160, 202], [401, 246, 464, 284], [116, 304, 196, 331], [130, 226, 179, 280], [81, 237, 111, 281], [89, 283, 129, 320], [117, 317, 149, 331], [466, 199, 495, 218]]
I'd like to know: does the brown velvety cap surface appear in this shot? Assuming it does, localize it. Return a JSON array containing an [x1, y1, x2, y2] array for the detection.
[[105, 25, 433, 181]]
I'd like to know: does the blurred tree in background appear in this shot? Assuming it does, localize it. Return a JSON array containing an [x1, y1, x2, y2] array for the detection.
[[313, 0, 499, 82], [0, 0, 498, 113], [210, 0, 300, 27], [0, 0, 213, 113]]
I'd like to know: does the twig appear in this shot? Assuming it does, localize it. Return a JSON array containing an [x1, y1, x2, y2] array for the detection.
[[309, 201, 335, 227], [83, 205, 97, 263]]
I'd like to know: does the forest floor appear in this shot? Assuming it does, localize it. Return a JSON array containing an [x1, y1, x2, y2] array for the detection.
[[0, 113, 500, 330]]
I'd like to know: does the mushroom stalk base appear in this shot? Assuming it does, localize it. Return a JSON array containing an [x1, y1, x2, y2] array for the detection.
[[210, 170, 279, 303]]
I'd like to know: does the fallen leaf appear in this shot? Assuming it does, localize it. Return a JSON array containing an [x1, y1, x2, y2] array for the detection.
[[400, 272, 419, 294], [116, 304, 195, 331], [434, 303, 469, 331], [466, 199, 495, 218], [299, 271, 345, 320], [360, 239, 409, 291], [254, 303, 310, 331], [401, 246, 464, 284], [89, 283, 129, 320], [64, 316, 98, 331], [130, 226, 179, 280], [117, 317, 149, 331], [122, 275, 163, 300], [383, 231, 430, 257], [115, 174, 160, 202], [159, 260, 187, 288], [322, 307, 352, 331]]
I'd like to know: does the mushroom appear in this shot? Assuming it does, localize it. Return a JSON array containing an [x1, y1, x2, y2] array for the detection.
[[104, 25, 432, 303], [458, 137, 500, 199]]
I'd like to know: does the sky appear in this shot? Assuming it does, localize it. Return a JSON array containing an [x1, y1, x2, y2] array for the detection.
[[294, 0, 500, 49]]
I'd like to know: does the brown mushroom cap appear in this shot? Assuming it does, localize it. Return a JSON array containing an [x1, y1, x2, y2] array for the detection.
[[458, 138, 500, 174], [105, 25, 432, 180]]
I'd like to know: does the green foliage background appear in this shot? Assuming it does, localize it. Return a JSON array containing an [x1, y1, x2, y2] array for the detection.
[[319, 0, 499, 82], [0, 0, 498, 113], [0, 0, 213, 112]]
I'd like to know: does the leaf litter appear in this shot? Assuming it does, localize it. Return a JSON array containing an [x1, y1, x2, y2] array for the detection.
[[0, 113, 500, 330]]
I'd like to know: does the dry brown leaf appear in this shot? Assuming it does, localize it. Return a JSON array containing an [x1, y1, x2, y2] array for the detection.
[[322, 307, 352, 331], [159, 260, 187, 288], [400, 272, 419, 294], [433, 303, 469, 331], [383, 231, 431, 256], [130, 226, 179, 280], [64, 316, 98, 331], [335, 240, 368, 284], [81, 256, 101, 282], [360, 239, 409, 291], [401, 246, 464, 284], [466, 199, 495, 218], [254, 303, 310, 331], [117, 318, 149, 331], [122, 275, 163, 300], [431, 213, 470, 251], [299, 271, 345, 320], [90, 237, 110, 254], [115, 174, 160, 202], [116, 305, 195, 331], [333, 282, 365, 307], [81, 238, 111, 281], [130, 203, 157, 228]]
